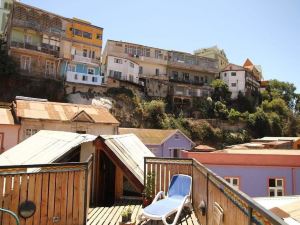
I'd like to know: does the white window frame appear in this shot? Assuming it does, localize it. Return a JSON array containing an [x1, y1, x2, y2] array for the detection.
[[45, 60, 56, 77], [268, 178, 284, 197], [114, 58, 122, 64], [68, 64, 76, 72], [24, 128, 38, 139], [92, 76, 98, 82], [24, 34, 32, 44], [225, 177, 240, 190], [82, 75, 88, 81], [21, 55, 31, 71]]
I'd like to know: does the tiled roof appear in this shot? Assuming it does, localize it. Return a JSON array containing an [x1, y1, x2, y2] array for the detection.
[[16, 100, 119, 124], [0, 108, 15, 125], [119, 128, 178, 145], [217, 149, 300, 155]]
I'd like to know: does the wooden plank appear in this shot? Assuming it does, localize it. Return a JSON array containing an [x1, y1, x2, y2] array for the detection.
[[40, 173, 49, 225], [0, 175, 4, 223], [19, 174, 28, 225], [54, 172, 62, 225], [60, 172, 68, 225], [160, 164, 165, 193], [165, 164, 170, 194], [3, 176, 12, 225], [72, 171, 80, 225], [25, 174, 36, 225], [33, 174, 42, 225], [155, 164, 161, 195], [95, 204, 117, 225], [104, 202, 123, 225], [66, 172, 74, 225], [47, 173, 56, 225], [78, 171, 85, 225], [87, 207, 106, 225], [10, 175, 21, 225]]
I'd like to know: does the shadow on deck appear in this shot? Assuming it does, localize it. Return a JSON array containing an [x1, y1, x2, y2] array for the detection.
[[87, 200, 199, 225]]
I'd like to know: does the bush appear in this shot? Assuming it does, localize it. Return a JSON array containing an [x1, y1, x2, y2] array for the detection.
[[106, 87, 134, 98], [228, 108, 241, 123], [214, 101, 229, 119]]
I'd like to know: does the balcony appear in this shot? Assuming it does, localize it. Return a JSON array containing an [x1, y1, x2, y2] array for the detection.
[[12, 19, 64, 36], [168, 60, 218, 74], [169, 76, 206, 86], [0, 157, 286, 225], [10, 41, 60, 57], [72, 54, 100, 65], [66, 71, 103, 86]]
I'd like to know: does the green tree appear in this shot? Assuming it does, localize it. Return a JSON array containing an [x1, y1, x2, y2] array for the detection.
[[0, 49, 19, 77], [214, 101, 229, 119], [228, 108, 241, 123], [211, 79, 231, 103], [143, 100, 167, 128]]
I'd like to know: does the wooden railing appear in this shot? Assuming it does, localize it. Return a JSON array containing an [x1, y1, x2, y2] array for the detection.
[[144, 157, 287, 225], [0, 156, 93, 225]]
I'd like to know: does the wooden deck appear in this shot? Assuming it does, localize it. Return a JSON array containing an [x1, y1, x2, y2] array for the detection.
[[87, 200, 199, 225]]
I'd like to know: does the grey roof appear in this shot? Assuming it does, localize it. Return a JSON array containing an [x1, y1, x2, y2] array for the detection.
[[0, 130, 97, 166], [101, 134, 155, 184]]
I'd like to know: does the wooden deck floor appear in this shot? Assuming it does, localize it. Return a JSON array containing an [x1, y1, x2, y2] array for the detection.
[[87, 200, 199, 225]]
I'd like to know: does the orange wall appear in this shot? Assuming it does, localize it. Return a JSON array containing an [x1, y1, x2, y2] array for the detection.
[[181, 150, 300, 167], [0, 125, 20, 152], [293, 139, 300, 149], [66, 21, 103, 47]]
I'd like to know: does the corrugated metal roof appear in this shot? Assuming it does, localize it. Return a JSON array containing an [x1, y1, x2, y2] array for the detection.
[[101, 134, 154, 184], [16, 100, 119, 124], [0, 130, 97, 166], [119, 128, 182, 145], [0, 108, 15, 125], [217, 149, 300, 155]]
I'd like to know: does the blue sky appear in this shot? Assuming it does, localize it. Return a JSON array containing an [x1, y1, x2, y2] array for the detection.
[[22, 0, 300, 91]]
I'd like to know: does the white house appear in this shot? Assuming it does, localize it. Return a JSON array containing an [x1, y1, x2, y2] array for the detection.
[[220, 63, 260, 99], [105, 55, 139, 84]]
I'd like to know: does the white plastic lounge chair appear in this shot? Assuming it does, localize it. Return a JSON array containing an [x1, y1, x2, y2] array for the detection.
[[139, 174, 192, 225]]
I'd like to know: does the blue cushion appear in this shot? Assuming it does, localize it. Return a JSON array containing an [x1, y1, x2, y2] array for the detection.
[[168, 175, 191, 198], [144, 198, 182, 216]]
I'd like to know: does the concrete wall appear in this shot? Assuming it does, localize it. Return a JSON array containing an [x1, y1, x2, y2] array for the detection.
[[206, 164, 299, 197], [220, 70, 246, 99], [0, 124, 20, 152]]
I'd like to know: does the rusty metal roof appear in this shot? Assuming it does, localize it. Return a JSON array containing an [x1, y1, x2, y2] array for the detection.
[[0, 108, 15, 125], [16, 100, 119, 124]]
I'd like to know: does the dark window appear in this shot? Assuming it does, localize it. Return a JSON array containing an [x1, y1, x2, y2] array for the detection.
[[231, 72, 236, 76], [74, 29, 82, 37], [139, 66, 143, 74], [83, 32, 92, 39], [155, 68, 159, 76], [96, 34, 102, 40], [269, 178, 275, 187]]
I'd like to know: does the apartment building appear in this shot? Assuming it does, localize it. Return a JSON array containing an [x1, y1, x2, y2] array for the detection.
[[5, 2, 104, 86], [102, 40, 169, 84], [220, 62, 260, 99], [194, 45, 229, 70]]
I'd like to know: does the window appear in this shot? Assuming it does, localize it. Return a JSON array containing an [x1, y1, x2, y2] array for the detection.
[[155, 68, 159, 76], [82, 75, 88, 81], [88, 68, 95, 75], [114, 58, 122, 64], [109, 70, 122, 79], [74, 74, 78, 80], [224, 73, 227, 77], [24, 128, 38, 139], [231, 83, 237, 87], [83, 32, 92, 39], [139, 66, 143, 74], [92, 51, 95, 59], [174, 134, 180, 140], [225, 177, 239, 190], [24, 34, 32, 44], [21, 56, 31, 71], [170, 149, 180, 158], [183, 73, 189, 81], [231, 72, 236, 76], [83, 49, 88, 57], [96, 34, 102, 40], [204, 76, 208, 83], [45, 61, 55, 77], [130, 62, 134, 68], [68, 64, 76, 72], [92, 77, 98, 82], [74, 29, 82, 37], [173, 71, 178, 80], [155, 50, 162, 59], [194, 76, 199, 83], [269, 178, 284, 197], [116, 43, 122, 47]]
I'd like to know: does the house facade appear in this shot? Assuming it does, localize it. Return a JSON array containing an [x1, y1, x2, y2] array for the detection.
[[0, 107, 19, 152], [194, 45, 229, 70], [5, 2, 104, 86], [182, 149, 300, 198], [13, 98, 119, 142], [119, 128, 194, 157], [220, 63, 260, 99]]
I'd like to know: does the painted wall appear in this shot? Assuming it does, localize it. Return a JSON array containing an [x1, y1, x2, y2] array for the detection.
[[11, 28, 41, 45], [0, 124, 20, 152], [295, 168, 300, 195], [206, 164, 299, 197], [65, 21, 103, 47], [19, 119, 118, 142], [145, 132, 193, 157], [220, 70, 246, 99], [106, 56, 139, 83]]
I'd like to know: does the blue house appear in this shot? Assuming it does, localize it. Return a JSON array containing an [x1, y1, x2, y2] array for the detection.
[[119, 128, 195, 157]]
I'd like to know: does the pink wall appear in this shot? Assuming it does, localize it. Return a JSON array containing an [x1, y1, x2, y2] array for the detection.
[[0, 125, 20, 152]]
